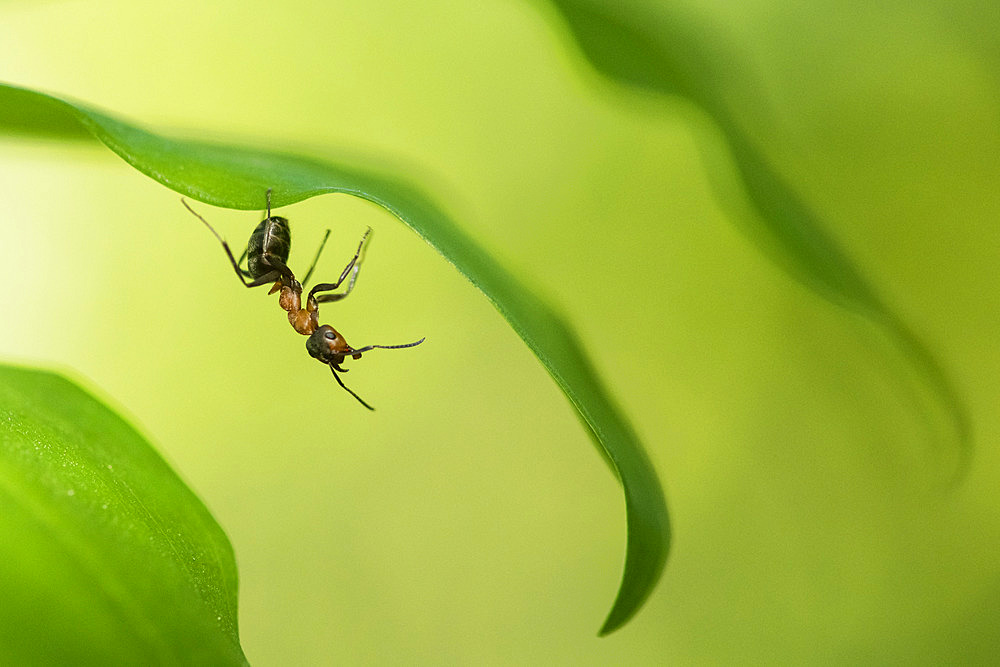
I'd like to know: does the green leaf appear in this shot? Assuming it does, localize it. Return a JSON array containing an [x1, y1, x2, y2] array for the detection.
[[0, 364, 246, 665], [0, 82, 669, 635], [544, 0, 970, 477]]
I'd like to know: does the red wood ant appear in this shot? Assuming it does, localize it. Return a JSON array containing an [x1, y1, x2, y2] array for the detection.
[[182, 190, 424, 409]]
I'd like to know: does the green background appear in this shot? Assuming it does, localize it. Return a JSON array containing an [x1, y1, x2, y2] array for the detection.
[[2, 0, 998, 663]]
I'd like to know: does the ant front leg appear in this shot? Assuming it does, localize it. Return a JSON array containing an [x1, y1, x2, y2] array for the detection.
[[308, 227, 371, 304]]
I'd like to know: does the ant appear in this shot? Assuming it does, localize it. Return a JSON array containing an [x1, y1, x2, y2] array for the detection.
[[182, 190, 424, 410]]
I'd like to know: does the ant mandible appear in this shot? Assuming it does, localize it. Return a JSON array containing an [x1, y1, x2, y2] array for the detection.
[[182, 189, 424, 410]]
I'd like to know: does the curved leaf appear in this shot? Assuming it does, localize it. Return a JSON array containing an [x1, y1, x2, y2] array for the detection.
[[544, 0, 970, 477], [0, 82, 669, 635], [0, 364, 246, 664]]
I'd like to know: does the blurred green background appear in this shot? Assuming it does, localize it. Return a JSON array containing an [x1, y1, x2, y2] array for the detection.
[[2, 0, 998, 663]]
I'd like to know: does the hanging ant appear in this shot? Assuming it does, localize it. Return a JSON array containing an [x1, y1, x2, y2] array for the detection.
[[182, 190, 424, 409]]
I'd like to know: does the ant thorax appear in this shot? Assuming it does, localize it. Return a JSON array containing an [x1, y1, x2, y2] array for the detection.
[[277, 284, 319, 335]]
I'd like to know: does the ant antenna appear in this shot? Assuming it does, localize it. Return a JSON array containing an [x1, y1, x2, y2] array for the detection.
[[349, 338, 426, 355], [265, 188, 272, 218], [329, 365, 375, 410]]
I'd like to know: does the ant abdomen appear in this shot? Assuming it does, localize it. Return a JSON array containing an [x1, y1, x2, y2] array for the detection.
[[182, 190, 301, 291], [246, 215, 292, 280]]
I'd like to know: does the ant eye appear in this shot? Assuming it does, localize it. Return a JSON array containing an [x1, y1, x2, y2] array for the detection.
[[324, 331, 336, 340]]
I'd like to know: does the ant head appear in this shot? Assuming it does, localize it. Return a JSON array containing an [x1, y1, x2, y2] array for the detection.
[[306, 325, 358, 365]]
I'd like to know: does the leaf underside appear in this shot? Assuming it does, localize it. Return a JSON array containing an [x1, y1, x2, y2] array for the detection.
[[0, 81, 669, 635]]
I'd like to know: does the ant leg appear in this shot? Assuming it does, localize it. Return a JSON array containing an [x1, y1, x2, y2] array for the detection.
[[236, 244, 253, 278], [329, 364, 375, 410], [183, 198, 281, 288], [308, 227, 371, 303], [310, 267, 359, 304], [261, 257, 301, 291], [300, 229, 332, 287]]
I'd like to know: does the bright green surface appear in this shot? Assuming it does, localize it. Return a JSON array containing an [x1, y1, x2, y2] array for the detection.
[[0, 365, 245, 665], [1, 0, 998, 664]]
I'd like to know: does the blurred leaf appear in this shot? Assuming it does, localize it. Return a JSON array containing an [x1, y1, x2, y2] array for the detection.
[[544, 0, 970, 477], [0, 81, 669, 635], [0, 364, 245, 665]]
